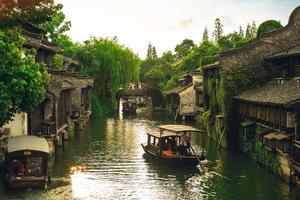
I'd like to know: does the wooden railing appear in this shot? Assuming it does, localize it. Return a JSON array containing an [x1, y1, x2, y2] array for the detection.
[[40, 121, 56, 136], [292, 140, 300, 165]]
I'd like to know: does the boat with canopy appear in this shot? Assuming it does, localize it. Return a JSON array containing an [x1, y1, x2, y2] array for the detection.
[[4, 135, 50, 189], [141, 125, 205, 168]]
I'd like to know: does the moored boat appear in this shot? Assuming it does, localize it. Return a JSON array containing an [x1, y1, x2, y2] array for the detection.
[[4, 135, 50, 189], [141, 125, 205, 167], [122, 99, 137, 114]]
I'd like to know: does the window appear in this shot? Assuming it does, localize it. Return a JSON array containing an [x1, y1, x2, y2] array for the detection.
[[10, 157, 44, 177], [282, 67, 288, 78], [196, 91, 204, 107]]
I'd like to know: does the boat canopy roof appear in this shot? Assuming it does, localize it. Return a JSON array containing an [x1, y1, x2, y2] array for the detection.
[[7, 135, 50, 154], [147, 131, 178, 138], [158, 125, 201, 133]]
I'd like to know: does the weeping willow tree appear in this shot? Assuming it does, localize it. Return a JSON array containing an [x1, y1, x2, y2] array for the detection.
[[76, 37, 140, 116]]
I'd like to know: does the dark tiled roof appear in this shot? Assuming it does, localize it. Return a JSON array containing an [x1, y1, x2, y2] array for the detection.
[[40, 40, 58, 52], [203, 62, 220, 70], [266, 45, 300, 60], [165, 83, 193, 95], [235, 78, 300, 106], [48, 69, 93, 80]]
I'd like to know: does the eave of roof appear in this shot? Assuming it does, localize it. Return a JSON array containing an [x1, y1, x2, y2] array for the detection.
[[165, 83, 193, 95], [203, 62, 220, 70], [265, 45, 300, 60], [235, 78, 300, 106]]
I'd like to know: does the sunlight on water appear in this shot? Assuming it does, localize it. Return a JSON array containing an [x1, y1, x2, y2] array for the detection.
[[0, 111, 299, 200]]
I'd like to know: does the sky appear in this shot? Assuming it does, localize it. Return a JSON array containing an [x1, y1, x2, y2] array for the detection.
[[55, 0, 300, 58]]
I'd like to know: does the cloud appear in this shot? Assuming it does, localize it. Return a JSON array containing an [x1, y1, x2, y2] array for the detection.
[[146, 18, 194, 31], [219, 15, 235, 27], [178, 18, 194, 29]]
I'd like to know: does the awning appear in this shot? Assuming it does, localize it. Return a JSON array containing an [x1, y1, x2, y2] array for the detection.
[[158, 125, 202, 133], [147, 131, 178, 138], [264, 132, 291, 141], [7, 136, 50, 154]]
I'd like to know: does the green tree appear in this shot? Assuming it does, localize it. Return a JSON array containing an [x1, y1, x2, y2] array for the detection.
[[147, 42, 153, 59], [76, 37, 140, 114], [257, 20, 283, 37], [161, 51, 175, 64], [251, 21, 257, 38], [213, 18, 223, 42], [152, 46, 157, 59], [146, 42, 158, 60], [39, 3, 79, 56], [0, 29, 49, 126], [0, 0, 59, 27], [41, 3, 71, 43], [239, 26, 244, 37], [202, 26, 209, 41], [175, 39, 195, 58], [144, 67, 164, 89], [245, 23, 251, 38]]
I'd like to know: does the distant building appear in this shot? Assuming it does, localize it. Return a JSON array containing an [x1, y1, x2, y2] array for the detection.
[[166, 69, 203, 120]]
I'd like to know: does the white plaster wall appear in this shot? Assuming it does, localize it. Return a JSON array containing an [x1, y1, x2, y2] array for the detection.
[[179, 86, 195, 115], [3, 113, 28, 137]]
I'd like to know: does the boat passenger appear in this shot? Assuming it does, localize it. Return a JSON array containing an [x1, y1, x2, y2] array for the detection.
[[18, 163, 26, 175]]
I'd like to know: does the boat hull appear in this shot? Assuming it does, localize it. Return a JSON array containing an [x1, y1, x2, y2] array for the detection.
[[141, 144, 204, 167], [122, 108, 137, 114], [7, 176, 48, 189]]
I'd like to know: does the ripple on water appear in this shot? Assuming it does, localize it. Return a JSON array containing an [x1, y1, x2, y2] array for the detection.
[[1, 115, 299, 200]]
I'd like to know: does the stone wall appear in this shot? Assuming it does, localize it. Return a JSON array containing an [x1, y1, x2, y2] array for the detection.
[[48, 71, 93, 117], [220, 6, 300, 69]]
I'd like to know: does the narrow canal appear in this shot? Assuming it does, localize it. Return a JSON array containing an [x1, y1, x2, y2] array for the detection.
[[1, 109, 300, 200]]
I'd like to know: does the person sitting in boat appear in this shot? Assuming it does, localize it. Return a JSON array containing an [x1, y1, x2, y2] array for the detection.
[[18, 163, 26, 175], [13, 162, 26, 176], [169, 138, 177, 152], [180, 133, 189, 155], [185, 137, 191, 155]]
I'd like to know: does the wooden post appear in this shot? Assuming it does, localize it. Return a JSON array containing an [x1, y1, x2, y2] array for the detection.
[[190, 145, 205, 174], [175, 107, 180, 120]]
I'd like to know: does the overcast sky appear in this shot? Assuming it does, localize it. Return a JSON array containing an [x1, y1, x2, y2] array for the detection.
[[55, 0, 299, 58]]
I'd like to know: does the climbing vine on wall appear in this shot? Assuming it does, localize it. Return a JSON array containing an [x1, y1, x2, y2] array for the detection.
[[198, 62, 274, 147], [197, 71, 225, 146], [242, 126, 281, 174], [222, 63, 274, 146]]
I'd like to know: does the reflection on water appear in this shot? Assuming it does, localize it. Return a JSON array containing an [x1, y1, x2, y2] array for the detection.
[[0, 109, 300, 200]]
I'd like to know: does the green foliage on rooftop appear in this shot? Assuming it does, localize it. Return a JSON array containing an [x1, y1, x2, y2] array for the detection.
[[52, 54, 64, 70], [257, 20, 283, 37]]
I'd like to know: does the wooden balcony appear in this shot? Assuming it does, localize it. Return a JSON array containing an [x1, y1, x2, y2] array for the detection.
[[263, 132, 292, 153]]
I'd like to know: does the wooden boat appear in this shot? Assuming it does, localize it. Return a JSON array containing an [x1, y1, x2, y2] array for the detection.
[[4, 135, 50, 189], [122, 100, 137, 114], [141, 125, 205, 167]]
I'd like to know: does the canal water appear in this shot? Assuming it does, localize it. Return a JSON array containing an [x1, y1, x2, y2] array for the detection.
[[0, 109, 300, 200]]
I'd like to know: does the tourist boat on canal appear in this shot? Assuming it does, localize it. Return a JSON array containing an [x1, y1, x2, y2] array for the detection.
[[141, 125, 205, 167], [4, 135, 50, 189], [122, 99, 137, 114]]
